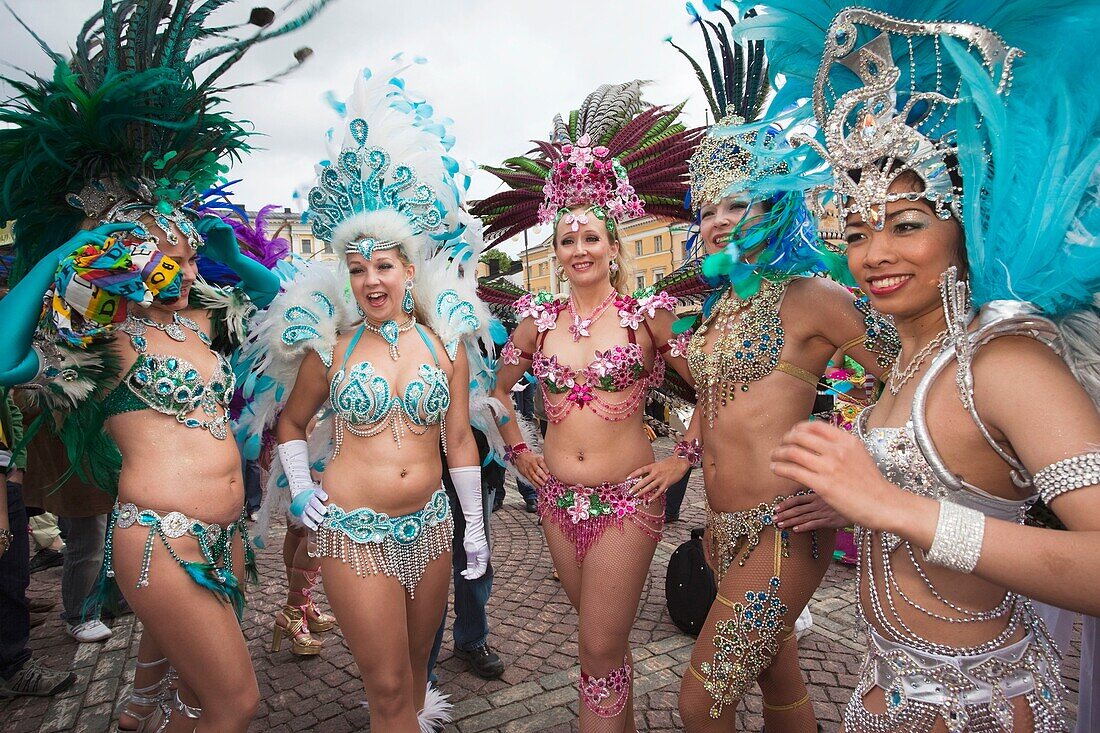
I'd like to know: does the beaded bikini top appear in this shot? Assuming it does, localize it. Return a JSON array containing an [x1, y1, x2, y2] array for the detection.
[[329, 323, 450, 453], [687, 278, 819, 427], [502, 293, 671, 424], [103, 313, 234, 440]]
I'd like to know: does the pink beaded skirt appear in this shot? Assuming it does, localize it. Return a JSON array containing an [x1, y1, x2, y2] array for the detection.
[[538, 474, 664, 564]]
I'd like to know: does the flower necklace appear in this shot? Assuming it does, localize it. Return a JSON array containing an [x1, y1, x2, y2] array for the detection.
[[363, 316, 415, 361], [887, 328, 950, 396], [567, 289, 617, 341]]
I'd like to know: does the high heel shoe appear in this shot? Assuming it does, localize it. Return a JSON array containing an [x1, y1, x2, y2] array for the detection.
[[115, 659, 171, 732], [290, 566, 337, 634], [271, 605, 323, 655]]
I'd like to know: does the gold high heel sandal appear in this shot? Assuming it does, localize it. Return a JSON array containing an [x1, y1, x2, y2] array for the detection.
[[271, 605, 323, 656], [290, 566, 337, 634]]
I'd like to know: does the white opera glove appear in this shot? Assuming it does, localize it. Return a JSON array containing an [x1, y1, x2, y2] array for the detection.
[[277, 440, 328, 531], [449, 466, 489, 580]]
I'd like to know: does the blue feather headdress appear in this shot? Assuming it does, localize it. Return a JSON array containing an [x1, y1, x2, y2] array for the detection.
[[671, 1, 851, 312], [729, 0, 1100, 317]]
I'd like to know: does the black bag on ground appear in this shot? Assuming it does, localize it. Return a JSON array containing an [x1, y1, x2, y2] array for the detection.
[[665, 527, 717, 636]]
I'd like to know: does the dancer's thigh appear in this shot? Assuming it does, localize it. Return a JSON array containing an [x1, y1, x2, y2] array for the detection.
[[577, 519, 659, 666], [542, 520, 583, 609], [111, 526, 256, 709]]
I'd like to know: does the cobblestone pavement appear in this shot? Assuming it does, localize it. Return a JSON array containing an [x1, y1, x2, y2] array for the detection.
[[4, 440, 1083, 732]]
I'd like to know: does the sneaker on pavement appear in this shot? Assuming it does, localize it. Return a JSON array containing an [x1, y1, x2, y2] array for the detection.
[[454, 643, 505, 679], [0, 657, 76, 698], [28, 548, 64, 574], [524, 497, 538, 513], [66, 620, 113, 643]]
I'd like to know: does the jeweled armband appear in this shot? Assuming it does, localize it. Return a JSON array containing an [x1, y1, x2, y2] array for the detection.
[[673, 439, 703, 468], [1034, 452, 1100, 505], [924, 500, 985, 574]]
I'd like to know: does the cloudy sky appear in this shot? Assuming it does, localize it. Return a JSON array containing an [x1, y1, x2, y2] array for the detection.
[[0, 0, 715, 253]]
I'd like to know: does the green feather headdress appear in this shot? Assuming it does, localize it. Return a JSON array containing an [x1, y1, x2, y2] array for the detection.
[[0, 0, 333, 280]]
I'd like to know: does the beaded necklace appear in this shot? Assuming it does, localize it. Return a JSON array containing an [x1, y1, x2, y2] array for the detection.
[[686, 279, 789, 427]]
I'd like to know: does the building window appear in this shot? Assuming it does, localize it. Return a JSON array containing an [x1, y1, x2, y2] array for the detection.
[[323, 240, 333, 254], [654, 235, 664, 252], [539, 263, 546, 276], [301, 237, 312, 254], [636, 274, 646, 291], [653, 268, 664, 284], [635, 240, 643, 256]]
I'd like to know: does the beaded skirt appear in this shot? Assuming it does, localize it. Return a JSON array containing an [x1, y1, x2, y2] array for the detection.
[[312, 489, 453, 597], [844, 626, 1066, 733], [538, 474, 664, 564]]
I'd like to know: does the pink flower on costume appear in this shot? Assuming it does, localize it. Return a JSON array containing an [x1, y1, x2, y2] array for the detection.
[[638, 291, 677, 317], [611, 493, 637, 519], [562, 210, 589, 232], [581, 675, 612, 704], [667, 330, 693, 358], [618, 306, 644, 330], [501, 339, 521, 365], [568, 494, 591, 524], [533, 308, 559, 332], [567, 383, 594, 406], [514, 294, 535, 319]]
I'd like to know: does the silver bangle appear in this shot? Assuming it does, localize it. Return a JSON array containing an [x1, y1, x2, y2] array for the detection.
[[1034, 452, 1100, 505], [924, 500, 985, 574]]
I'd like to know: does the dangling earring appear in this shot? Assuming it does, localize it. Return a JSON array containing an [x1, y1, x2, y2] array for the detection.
[[402, 279, 415, 315], [356, 300, 365, 318], [609, 260, 620, 279], [555, 265, 566, 282]]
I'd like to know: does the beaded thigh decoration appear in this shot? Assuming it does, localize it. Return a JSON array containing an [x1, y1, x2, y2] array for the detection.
[[687, 279, 790, 428], [537, 474, 664, 564], [579, 654, 633, 718], [706, 491, 820, 584], [104, 502, 255, 619], [689, 512, 794, 719], [311, 489, 453, 597]]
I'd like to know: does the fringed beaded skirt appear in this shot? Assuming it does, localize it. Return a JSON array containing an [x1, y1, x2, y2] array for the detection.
[[312, 489, 453, 597], [538, 474, 664, 564]]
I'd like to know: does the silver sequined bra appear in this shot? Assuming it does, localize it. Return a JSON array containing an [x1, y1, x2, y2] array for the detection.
[[849, 407, 1066, 732]]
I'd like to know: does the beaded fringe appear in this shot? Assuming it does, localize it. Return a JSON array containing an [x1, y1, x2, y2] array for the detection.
[[313, 515, 453, 598]]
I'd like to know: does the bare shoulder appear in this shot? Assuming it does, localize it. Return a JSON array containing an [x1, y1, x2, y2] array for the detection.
[[785, 276, 859, 327]]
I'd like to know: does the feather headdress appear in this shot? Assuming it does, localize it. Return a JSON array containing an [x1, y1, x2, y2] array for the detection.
[[472, 82, 704, 246], [730, 0, 1100, 317], [0, 0, 331, 280]]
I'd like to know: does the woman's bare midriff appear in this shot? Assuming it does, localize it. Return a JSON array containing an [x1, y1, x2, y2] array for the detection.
[[322, 427, 444, 516], [110, 412, 244, 525], [542, 406, 655, 486], [702, 371, 819, 512]]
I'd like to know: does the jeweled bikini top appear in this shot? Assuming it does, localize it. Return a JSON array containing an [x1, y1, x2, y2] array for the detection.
[[687, 278, 819, 427], [329, 322, 450, 454], [103, 313, 234, 440], [502, 291, 674, 424]]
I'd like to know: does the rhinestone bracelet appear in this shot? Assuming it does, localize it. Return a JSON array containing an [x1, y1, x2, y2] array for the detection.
[[924, 500, 985, 574], [673, 438, 703, 468], [504, 442, 531, 464], [1034, 452, 1100, 505]]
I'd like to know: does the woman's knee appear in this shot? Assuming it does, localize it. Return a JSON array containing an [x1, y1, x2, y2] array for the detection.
[[363, 671, 414, 717], [577, 628, 628, 673], [756, 638, 803, 698], [195, 671, 260, 722]]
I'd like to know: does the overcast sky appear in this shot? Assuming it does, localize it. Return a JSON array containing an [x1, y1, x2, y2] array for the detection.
[[0, 1, 713, 253]]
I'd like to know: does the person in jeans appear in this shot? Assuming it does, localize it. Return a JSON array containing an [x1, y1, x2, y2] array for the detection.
[[0, 387, 76, 697], [428, 429, 505, 679]]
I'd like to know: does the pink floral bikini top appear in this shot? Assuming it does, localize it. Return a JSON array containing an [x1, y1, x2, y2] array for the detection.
[[501, 291, 690, 424]]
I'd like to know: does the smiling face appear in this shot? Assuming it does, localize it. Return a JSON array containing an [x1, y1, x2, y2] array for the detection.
[[347, 248, 414, 322], [699, 195, 768, 257], [554, 206, 620, 289], [845, 174, 965, 322]]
